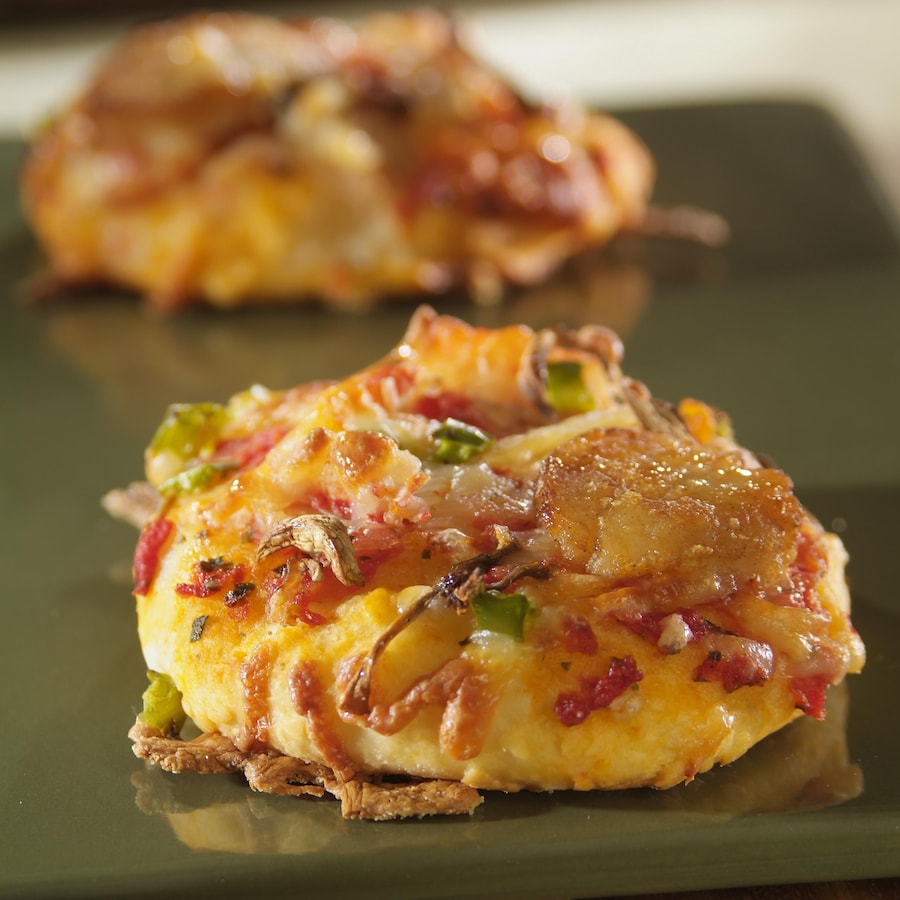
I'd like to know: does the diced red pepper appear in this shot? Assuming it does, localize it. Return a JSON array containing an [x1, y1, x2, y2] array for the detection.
[[133, 518, 174, 596], [554, 656, 643, 726]]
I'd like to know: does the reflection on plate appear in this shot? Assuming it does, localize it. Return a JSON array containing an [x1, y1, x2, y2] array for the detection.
[[37, 232, 731, 440], [131, 684, 860, 856], [36, 253, 651, 434]]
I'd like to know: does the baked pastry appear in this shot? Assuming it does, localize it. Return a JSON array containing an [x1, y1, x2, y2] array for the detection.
[[112, 306, 864, 819], [21, 8, 654, 310]]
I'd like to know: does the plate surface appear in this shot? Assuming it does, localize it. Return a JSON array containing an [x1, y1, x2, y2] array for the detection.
[[1, 100, 899, 900]]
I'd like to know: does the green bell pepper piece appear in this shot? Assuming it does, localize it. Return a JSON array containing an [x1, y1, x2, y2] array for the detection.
[[545, 362, 594, 414], [432, 418, 492, 464], [149, 402, 228, 462], [471, 590, 532, 640], [139, 670, 186, 736]]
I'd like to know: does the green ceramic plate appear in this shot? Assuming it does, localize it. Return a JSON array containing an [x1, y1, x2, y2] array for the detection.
[[1, 101, 899, 899]]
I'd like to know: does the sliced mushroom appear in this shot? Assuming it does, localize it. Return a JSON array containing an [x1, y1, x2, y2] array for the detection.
[[256, 514, 364, 586], [631, 203, 731, 248], [101, 481, 163, 529], [339, 527, 551, 719], [621, 378, 688, 436], [517, 328, 559, 414]]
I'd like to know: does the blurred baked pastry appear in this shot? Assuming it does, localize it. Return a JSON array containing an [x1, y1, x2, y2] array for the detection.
[[21, 9, 653, 310], [111, 306, 865, 818]]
